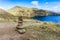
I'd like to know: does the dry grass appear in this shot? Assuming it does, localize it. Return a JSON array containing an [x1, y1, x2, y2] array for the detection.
[[26, 22, 60, 40]]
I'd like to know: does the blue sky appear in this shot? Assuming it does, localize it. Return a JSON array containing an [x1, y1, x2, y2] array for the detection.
[[0, 0, 60, 12]]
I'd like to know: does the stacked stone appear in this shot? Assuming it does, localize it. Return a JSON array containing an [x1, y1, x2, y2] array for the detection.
[[16, 16, 26, 34]]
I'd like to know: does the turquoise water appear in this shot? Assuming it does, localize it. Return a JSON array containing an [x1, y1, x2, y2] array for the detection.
[[33, 16, 60, 23]]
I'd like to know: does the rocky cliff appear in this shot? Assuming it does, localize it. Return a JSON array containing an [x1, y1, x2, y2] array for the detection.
[[0, 6, 60, 21], [7, 6, 35, 17], [7, 6, 60, 17], [34, 9, 60, 16]]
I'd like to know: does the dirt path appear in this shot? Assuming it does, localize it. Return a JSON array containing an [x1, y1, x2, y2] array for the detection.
[[0, 21, 42, 35], [0, 22, 19, 40], [0, 21, 42, 40]]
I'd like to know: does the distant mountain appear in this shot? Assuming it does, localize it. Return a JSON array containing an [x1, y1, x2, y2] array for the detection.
[[48, 11, 60, 16]]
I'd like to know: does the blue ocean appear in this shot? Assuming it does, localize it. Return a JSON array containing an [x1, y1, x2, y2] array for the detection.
[[33, 16, 60, 23]]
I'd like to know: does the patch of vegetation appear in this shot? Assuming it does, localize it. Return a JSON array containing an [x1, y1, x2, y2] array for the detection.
[[24, 22, 60, 40]]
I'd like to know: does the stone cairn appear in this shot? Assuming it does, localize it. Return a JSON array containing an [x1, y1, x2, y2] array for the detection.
[[16, 16, 26, 34]]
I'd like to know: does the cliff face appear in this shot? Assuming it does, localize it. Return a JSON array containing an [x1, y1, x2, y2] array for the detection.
[[34, 9, 60, 16], [8, 6, 60, 17], [8, 6, 35, 17], [8, 6, 48, 17], [34, 9, 48, 16]]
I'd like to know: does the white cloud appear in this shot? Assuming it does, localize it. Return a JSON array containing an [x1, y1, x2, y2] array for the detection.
[[31, 1, 42, 8], [41, 2, 60, 12], [53, 6, 60, 9], [31, 1, 60, 12], [31, 1, 38, 6], [0, 7, 5, 9]]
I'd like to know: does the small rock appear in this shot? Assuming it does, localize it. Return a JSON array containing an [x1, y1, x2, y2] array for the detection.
[[16, 27, 24, 29], [17, 29, 26, 34]]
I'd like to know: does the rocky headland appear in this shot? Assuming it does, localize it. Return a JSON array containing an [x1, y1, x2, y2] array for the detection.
[[0, 6, 60, 40]]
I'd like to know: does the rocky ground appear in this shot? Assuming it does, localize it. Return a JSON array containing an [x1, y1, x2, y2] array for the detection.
[[0, 20, 60, 40]]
